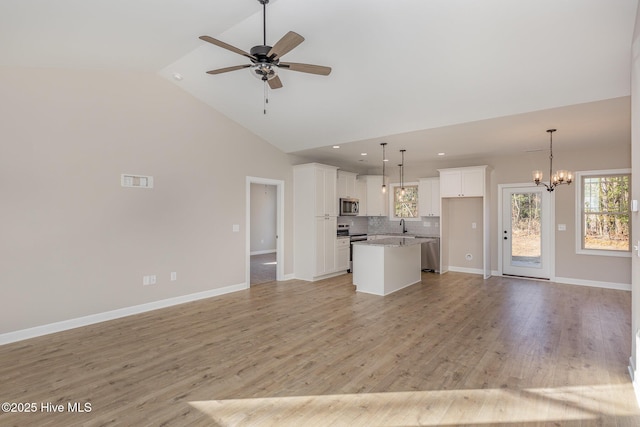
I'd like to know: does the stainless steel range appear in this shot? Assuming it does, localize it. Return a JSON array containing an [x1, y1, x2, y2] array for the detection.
[[337, 224, 367, 273]]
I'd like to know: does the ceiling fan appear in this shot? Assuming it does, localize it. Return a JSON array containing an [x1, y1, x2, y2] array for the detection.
[[199, 0, 332, 90]]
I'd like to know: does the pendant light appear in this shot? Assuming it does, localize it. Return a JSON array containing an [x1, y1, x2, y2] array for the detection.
[[380, 142, 388, 193], [399, 149, 406, 195], [532, 129, 573, 191]]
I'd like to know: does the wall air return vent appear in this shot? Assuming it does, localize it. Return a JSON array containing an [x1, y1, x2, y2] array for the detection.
[[121, 174, 154, 189]]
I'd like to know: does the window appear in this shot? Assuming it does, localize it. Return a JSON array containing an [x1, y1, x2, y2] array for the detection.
[[575, 169, 631, 256], [391, 183, 419, 219]]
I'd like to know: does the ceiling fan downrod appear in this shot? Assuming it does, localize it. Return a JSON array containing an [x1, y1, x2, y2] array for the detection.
[[259, 0, 269, 46]]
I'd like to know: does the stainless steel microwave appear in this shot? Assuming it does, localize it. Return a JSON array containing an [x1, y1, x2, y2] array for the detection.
[[339, 198, 359, 216]]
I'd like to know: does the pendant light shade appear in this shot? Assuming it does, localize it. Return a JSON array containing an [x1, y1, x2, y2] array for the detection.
[[399, 149, 406, 195], [380, 142, 387, 193]]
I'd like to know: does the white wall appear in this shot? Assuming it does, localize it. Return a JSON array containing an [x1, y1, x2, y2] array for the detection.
[[0, 67, 294, 335], [250, 183, 277, 253], [630, 5, 640, 387]]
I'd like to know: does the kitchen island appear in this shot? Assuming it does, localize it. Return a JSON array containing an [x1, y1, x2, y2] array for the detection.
[[352, 237, 431, 296]]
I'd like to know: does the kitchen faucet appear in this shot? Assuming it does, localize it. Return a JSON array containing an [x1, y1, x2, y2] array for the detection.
[[400, 219, 407, 234]]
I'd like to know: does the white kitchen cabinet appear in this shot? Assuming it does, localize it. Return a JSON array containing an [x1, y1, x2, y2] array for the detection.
[[314, 165, 338, 216], [437, 165, 492, 279], [358, 175, 388, 217], [418, 177, 440, 216], [355, 177, 367, 216], [315, 216, 337, 276], [294, 163, 342, 281], [439, 166, 486, 198], [335, 237, 350, 272], [337, 170, 357, 199]]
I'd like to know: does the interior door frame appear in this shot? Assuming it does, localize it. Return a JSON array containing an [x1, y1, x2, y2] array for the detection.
[[498, 183, 555, 280], [246, 176, 285, 286]]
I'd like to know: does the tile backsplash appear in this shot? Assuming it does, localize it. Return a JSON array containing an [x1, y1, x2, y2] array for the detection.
[[337, 215, 439, 236]]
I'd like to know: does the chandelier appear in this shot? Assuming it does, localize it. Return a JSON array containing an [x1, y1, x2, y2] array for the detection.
[[532, 129, 572, 192]]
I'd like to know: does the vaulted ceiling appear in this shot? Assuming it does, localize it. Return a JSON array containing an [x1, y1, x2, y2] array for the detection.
[[1, 0, 636, 170]]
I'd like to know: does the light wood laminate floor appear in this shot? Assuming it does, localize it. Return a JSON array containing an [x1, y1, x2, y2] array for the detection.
[[250, 253, 277, 285], [1, 272, 638, 426]]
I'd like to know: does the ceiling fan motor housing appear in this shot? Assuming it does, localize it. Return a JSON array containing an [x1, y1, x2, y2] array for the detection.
[[250, 45, 276, 62], [249, 45, 278, 80]]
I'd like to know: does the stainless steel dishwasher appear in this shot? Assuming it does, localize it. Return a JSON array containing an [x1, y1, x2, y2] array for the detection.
[[420, 237, 440, 273]]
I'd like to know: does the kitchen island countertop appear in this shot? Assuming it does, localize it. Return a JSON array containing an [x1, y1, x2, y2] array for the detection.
[[352, 237, 433, 247]]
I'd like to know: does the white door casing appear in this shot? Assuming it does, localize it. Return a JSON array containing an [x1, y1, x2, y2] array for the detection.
[[499, 184, 553, 279]]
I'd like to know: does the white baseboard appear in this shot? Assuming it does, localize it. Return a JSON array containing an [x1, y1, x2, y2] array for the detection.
[[632, 360, 640, 407], [0, 282, 247, 346], [282, 273, 295, 281], [554, 276, 631, 291], [447, 266, 484, 275], [250, 249, 276, 255]]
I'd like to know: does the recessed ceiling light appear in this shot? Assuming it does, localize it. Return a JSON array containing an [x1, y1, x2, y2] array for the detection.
[[438, 152, 445, 156], [333, 145, 340, 149], [172, 73, 184, 81], [383, 158, 389, 162], [361, 153, 367, 156]]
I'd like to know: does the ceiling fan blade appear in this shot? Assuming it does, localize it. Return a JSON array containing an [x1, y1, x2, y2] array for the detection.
[[206, 64, 251, 75], [268, 75, 283, 89], [278, 62, 332, 76], [268, 31, 305, 59], [199, 35, 256, 60]]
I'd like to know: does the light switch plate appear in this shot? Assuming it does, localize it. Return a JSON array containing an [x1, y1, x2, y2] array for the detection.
[[558, 224, 567, 231]]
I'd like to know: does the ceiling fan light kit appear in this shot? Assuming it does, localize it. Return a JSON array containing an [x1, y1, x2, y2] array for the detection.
[[199, 0, 331, 111]]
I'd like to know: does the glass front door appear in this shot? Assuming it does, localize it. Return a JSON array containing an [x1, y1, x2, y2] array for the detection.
[[502, 187, 550, 279]]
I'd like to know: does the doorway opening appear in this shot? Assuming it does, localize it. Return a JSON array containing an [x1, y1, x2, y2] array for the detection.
[[246, 177, 285, 286]]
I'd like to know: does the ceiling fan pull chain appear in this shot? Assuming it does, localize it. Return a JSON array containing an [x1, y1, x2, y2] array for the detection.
[[264, 80, 268, 114]]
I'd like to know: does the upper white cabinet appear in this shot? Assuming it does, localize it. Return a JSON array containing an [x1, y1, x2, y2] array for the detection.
[[337, 170, 357, 199], [355, 177, 368, 216], [418, 177, 440, 216], [357, 175, 388, 217], [437, 165, 492, 279], [311, 164, 338, 216], [439, 166, 487, 198]]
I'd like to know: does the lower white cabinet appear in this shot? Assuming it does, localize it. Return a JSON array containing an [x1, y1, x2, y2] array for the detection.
[[335, 237, 350, 271], [315, 216, 337, 276]]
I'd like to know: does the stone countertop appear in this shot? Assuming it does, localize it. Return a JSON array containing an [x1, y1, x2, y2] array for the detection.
[[352, 237, 434, 247], [367, 233, 440, 239]]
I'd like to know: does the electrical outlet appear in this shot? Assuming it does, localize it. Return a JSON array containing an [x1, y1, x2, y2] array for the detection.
[[171, 272, 177, 281], [143, 275, 157, 286]]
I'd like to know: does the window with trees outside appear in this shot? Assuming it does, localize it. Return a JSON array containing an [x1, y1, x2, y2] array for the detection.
[[576, 170, 630, 256], [393, 184, 419, 218]]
